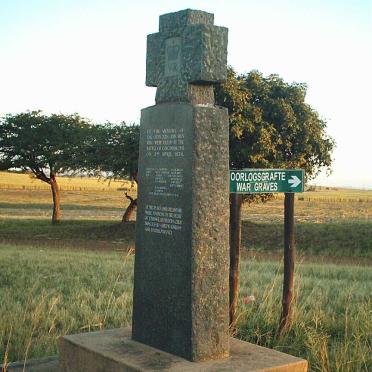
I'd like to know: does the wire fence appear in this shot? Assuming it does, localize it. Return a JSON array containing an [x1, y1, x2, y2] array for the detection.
[[0, 184, 133, 192], [0, 184, 369, 202], [296, 196, 372, 203]]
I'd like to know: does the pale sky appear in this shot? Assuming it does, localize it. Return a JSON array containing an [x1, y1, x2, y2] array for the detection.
[[0, 0, 371, 188]]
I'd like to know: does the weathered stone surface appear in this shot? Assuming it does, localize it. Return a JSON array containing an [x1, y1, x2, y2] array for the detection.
[[190, 105, 230, 361], [4, 356, 59, 371], [132, 102, 229, 361], [145, 9, 228, 104], [59, 328, 308, 372], [159, 9, 214, 33]]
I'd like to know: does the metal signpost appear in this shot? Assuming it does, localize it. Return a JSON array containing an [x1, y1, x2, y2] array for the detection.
[[229, 169, 304, 331]]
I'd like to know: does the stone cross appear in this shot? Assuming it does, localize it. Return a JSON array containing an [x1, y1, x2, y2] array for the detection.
[[132, 9, 230, 362], [146, 9, 228, 104]]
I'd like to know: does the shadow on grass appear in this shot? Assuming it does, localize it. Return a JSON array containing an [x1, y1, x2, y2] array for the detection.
[[0, 219, 136, 251], [242, 220, 372, 258], [0, 218, 371, 259]]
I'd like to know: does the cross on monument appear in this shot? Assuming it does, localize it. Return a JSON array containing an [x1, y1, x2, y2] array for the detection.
[[146, 9, 228, 104]]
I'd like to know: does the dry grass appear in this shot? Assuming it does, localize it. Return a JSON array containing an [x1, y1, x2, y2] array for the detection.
[[243, 196, 372, 223], [0, 189, 128, 215], [301, 186, 372, 201], [0, 171, 135, 192]]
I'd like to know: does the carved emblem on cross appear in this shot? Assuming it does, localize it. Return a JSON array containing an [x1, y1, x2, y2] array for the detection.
[[146, 9, 228, 104]]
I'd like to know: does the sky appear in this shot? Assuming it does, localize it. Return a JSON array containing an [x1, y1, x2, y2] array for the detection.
[[0, 0, 371, 188]]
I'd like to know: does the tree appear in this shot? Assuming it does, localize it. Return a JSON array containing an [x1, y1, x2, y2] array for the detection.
[[85, 122, 140, 222], [215, 68, 335, 330], [216, 68, 334, 178], [0, 111, 91, 224]]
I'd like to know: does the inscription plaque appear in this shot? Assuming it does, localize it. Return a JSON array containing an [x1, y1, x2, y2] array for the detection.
[[145, 127, 184, 158]]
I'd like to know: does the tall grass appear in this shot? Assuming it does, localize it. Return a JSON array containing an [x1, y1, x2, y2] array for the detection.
[[237, 260, 372, 371], [0, 244, 133, 367], [1, 244, 371, 371]]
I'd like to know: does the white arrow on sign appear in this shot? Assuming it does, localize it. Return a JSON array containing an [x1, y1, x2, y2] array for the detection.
[[288, 175, 301, 188]]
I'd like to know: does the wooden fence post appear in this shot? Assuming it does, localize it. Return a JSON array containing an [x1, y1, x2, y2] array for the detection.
[[279, 192, 295, 333], [229, 193, 243, 332]]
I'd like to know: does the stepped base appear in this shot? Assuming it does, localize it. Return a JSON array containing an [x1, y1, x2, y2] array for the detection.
[[59, 328, 307, 371]]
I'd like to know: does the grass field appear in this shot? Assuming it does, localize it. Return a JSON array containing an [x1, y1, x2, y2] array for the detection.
[[0, 171, 371, 371], [0, 244, 133, 368], [0, 218, 371, 261], [0, 244, 371, 371], [0, 172, 371, 260], [0, 171, 134, 192]]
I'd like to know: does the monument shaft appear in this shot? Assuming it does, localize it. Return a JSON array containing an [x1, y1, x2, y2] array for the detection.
[[133, 103, 229, 361], [132, 9, 230, 362]]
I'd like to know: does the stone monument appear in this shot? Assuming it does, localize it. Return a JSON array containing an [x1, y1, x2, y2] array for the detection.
[[59, 9, 308, 371], [132, 8, 230, 362]]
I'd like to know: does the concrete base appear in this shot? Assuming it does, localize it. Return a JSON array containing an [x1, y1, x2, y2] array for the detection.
[[3, 356, 59, 371], [59, 328, 307, 372]]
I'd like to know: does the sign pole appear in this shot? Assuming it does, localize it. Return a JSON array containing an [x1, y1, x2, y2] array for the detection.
[[229, 192, 242, 331], [229, 168, 303, 333], [280, 192, 296, 332]]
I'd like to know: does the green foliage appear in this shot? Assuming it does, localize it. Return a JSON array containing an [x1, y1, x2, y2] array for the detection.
[[215, 68, 335, 203], [0, 111, 92, 183], [216, 68, 335, 176], [85, 122, 139, 181]]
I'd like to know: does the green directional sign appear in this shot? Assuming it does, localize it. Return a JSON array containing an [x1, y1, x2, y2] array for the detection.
[[230, 169, 304, 193]]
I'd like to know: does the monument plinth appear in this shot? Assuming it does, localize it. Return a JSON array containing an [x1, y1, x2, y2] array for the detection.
[[132, 9, 230, 362]]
